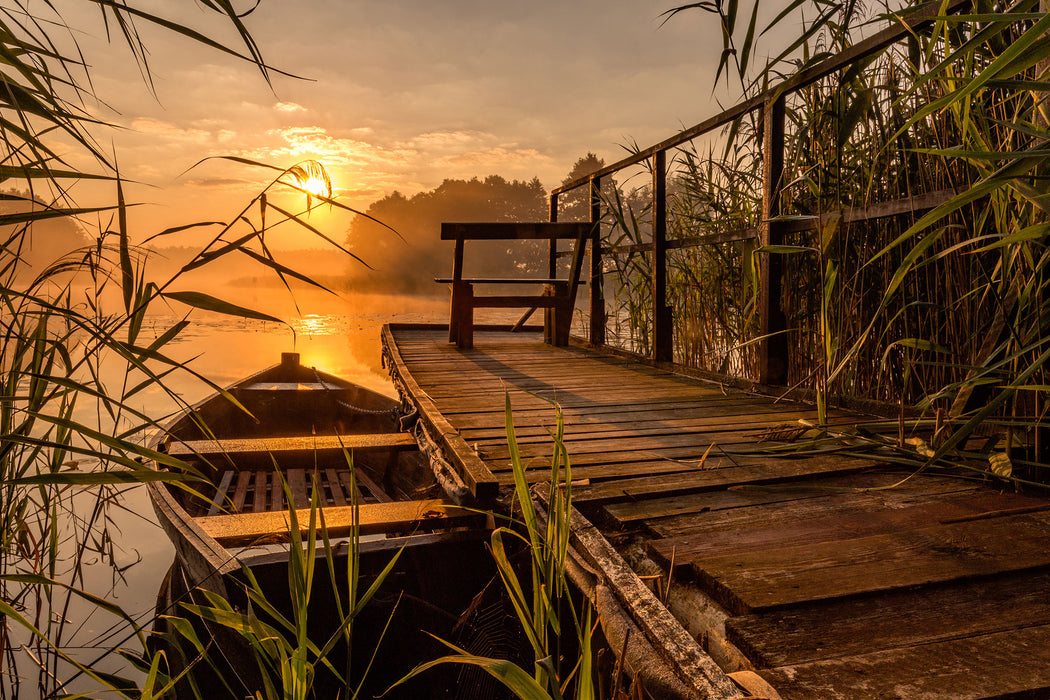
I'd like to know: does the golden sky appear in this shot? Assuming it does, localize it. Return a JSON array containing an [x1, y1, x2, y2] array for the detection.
[[52, 1, 728, 249]]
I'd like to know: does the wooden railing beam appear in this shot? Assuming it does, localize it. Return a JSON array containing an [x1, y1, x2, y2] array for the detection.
[[551, 0, 970, 198]]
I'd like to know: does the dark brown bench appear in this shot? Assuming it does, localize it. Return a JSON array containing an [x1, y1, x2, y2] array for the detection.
[[437, 222, 592, 348]]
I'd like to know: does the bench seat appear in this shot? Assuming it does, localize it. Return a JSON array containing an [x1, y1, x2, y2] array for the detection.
[[434, 277, 585, 285]]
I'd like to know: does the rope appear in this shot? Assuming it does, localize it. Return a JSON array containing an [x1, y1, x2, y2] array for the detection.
[[412, 419, 471, 504], [312, 366, 399, 417], [383, 346, 472, 504]]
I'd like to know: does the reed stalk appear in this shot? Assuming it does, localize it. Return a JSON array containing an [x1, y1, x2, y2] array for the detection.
[[601, 0, 1050, 481], [391, 395, 596, 700], [0, 4, 399, 694]]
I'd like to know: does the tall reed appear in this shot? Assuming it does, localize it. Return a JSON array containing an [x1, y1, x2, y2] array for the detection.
[[392, 394, 596, 700], [163, 466, 403, 699], [600, 0, 1050, 481], [0, 4, 395, 694]]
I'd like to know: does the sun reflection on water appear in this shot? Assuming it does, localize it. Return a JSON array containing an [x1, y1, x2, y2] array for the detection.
[[292, 313, 342, 336]]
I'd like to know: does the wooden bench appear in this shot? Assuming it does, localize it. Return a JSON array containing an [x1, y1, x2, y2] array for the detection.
[[438, 222, 593, 348]]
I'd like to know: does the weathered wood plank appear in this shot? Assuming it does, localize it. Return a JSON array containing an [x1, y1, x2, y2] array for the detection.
[[693, 511, 1050, 615], [532, 484, 744, 699], [338, 470, 356, 503], [325, 468, 346, 506], [461, 411, 857, 442], [495, 456, 719, 486], [444, 395, 782, 424], [474, 420, 865, 460], [382, 325, 499, 502], [571, 455, 884, 505], [287, 468, 309, 509], [232, 470, 252, 512], [271, 474, 283, 511], [167, 433, 418, 460], [196, 499, 478, 546], [435, 277, 576, 285], [645, 476, 985, 540], [252, 470, 267, 512], [354, 468, 393, 503], [239, 382, 344, 391], [728, 569, 1050, 667], [207, 470, 236, 516], [758, 623, 1050, 700], [441, 222, 591, 240], [649, 487, 1043, 570], [624, 472, 983, 530]]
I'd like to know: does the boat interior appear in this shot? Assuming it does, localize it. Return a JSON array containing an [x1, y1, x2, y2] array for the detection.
[[158, 353, 438, 519]]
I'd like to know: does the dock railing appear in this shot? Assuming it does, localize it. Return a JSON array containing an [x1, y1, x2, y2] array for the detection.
[[551, 0, 969, 386]]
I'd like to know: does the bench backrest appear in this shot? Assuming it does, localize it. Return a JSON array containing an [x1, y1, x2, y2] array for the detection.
[[442, 222, 593, 290], [441, 222, 592, 241]]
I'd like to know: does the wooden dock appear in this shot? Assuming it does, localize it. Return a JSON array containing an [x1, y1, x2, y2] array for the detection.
[[383, 324, 1050, 699]]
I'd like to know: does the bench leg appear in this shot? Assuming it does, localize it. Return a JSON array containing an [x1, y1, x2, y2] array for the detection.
[[544, 283, 572, 346], [452, 281, 474, 349], [542, 285, 556, 344], [553, 299, 573, 346], [448, 282, 460, 342]]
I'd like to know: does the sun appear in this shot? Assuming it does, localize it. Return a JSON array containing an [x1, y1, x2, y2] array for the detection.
[[290, 161, 333, 201], [301, 175, 331, 199]]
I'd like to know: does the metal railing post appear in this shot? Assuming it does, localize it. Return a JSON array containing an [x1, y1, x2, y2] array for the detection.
[[652, 149, 672, 362], [548, 192, 559, 278], [758, 94, 789, 384], [589, 176, 605, 345]]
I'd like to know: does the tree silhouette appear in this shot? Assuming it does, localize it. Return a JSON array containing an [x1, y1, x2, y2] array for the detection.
[[345, 175, 548, 294]]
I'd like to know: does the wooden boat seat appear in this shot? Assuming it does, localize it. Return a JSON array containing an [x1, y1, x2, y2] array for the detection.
[[238, 381, 344, 391], [208, 466, 394, 516], [195, 498, 479, 546], [439, 222, 592, 348], [168, 433, 418, 472]]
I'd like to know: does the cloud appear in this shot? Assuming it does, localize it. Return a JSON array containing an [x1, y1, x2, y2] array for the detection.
[[403, 130, 487, 150], [253, 126, 416, 170], [182, 176, 257, 190], [435, 145, 550, 169], [129, 118, 211, 143], [274, 101, 307, 113]]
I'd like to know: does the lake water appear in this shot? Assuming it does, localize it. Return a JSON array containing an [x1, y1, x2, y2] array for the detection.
[[30, 288, 450, 696]]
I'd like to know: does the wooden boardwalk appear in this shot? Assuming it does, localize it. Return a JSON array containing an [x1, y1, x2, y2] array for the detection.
[[383, 324, 1050, 699]]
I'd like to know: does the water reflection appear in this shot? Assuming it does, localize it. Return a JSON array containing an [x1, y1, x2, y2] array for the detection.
[[54, 289, 446, 696]]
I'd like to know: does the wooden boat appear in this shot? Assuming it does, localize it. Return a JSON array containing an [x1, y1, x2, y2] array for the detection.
[[146, 353, 519, 696], [146, 351, 477, 595]]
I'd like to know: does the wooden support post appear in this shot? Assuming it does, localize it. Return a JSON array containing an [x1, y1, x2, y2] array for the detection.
[[449, 238, 465, 342], [652, 149, 673, 362], [1037, 0, 1049, 465], [589, 176, 606, 345], [549, 193, 559, 277], [759, 95, 789, 385], [547, 193, 559, 339]]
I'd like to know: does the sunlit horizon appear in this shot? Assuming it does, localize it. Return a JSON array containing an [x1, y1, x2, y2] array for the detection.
[[39, 1, 726, 255]]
